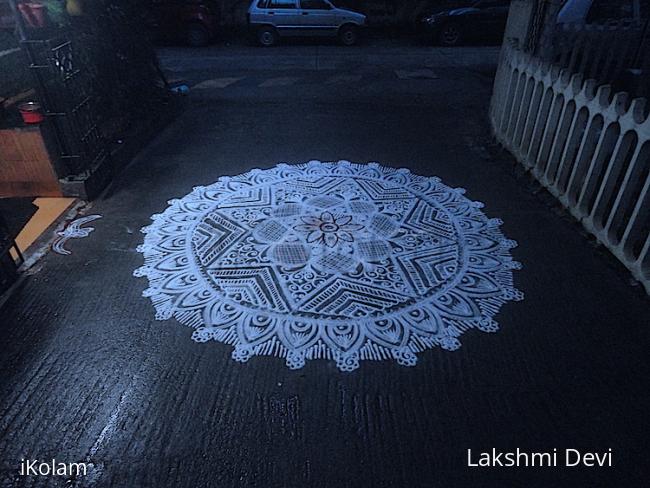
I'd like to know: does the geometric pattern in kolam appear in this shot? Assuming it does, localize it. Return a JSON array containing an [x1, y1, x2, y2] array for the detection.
[[134, 161, 523, 371]]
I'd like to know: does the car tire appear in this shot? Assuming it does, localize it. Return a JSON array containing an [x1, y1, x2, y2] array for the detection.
[[439, 23, 463, 47], [186, 23, 210, 47], [257, 26, 278, 47], [338, 25, 358, 46]]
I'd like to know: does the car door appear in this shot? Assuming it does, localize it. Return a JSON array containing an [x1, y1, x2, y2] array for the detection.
[[472, 0, 510, 38], [266, 0, 302, 34], [484, 0, 511, 39], [299, 0, 337, 36]]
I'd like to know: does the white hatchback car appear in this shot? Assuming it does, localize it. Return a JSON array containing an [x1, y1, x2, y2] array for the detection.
[[248, 0, 366, 46]]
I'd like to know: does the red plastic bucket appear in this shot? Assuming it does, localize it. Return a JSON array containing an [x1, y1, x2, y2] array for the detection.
[[19, 102, 45, 124]]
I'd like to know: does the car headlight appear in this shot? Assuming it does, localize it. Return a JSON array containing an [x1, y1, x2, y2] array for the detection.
[[423, 16, 438, 24]]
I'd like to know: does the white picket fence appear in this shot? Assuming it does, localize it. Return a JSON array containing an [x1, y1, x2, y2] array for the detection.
[[490, 47, 650, 294]]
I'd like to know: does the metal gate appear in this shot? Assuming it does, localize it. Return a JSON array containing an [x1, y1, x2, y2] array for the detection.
[[8, 1, 168, 182]]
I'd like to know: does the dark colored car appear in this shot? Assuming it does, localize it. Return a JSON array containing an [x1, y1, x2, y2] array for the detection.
[[145, 0, 220, 47], [417, 0, 511, 46]]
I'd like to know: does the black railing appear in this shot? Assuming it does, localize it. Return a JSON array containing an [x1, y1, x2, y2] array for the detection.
[[8, 0, 168, 179]]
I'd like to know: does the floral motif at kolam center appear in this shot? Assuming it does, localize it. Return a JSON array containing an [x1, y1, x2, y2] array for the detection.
[[134, 160, 523, 371], [294, 211, 364, 248]]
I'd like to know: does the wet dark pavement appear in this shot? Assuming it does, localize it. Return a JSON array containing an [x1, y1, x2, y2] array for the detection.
[[0, 44, 649, 487]]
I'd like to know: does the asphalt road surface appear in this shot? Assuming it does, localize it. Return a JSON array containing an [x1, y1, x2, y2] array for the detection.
[[0, 41, 648, 488]]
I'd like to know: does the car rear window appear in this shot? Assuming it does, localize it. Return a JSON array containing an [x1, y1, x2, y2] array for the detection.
[[268, 0, 297, 8], [301, 0, 330, 9]]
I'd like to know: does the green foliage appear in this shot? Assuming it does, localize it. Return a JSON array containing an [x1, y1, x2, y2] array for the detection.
[[41, 0, 69, 27]]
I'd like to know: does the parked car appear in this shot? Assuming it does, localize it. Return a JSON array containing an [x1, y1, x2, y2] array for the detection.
[[556, 0, 648, 26], [145, 0, 220, 47], [248, 0, 366, 46], [417, 0, 511, 46]]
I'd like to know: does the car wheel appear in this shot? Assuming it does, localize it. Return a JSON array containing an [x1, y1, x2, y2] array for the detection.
[[257, 26, 278, 47], [338, 25, 358, 46], [439, 23, 462, 47], [186, 23, 210, 47]]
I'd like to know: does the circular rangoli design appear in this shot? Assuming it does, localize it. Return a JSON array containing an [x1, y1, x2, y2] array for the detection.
[[134, 161, 523, 371]]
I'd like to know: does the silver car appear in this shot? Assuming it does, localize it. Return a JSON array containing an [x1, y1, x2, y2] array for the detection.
[[248, 0, 366, 46]]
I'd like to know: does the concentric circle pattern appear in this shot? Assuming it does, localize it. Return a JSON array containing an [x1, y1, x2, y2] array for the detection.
[[134, 161, 523, 371]]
